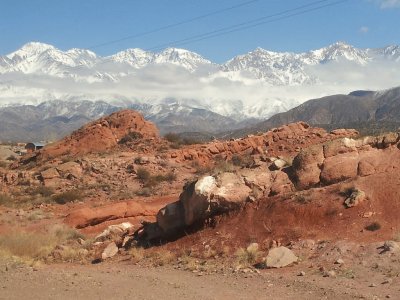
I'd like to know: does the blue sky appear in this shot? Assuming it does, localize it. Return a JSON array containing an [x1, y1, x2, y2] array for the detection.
[[1, 0, 399, 62]]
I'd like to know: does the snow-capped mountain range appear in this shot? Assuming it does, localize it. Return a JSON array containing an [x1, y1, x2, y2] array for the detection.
[[0, 41, 400, 139]]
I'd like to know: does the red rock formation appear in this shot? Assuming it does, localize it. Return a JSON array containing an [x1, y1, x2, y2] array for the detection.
[[65, 200, 164, 229], [167, 122, 358, 164], [39, 109, 159, 159]]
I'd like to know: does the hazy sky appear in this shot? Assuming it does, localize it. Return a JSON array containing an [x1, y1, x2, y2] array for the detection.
[[1, 0, 399, 62]]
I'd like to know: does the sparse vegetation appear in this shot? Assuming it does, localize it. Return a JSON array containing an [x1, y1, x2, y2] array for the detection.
[[136, 167, 151, 182], [0, 232, 55, 262], [192, 161, 212, 175], [0, 225, 84, 263], [214, 160, 235, 173], [6, 155, 17, 161], [52, 190, 83, 205], [28, 185, 55, 197], [164, 132, 201, 149], [137, 167, 176, 188], [130, 246, 145, 263], [149, 249, 176, 266], [164, 133, 181, 144], [135, 187, 152, 197], [231, 154, 254, 167], [118, 131, 143, 144], [294, 194, 310, 204], [0, 193, 14, 207], [234, 244, 261, 266], [338, 183, 356, 197]]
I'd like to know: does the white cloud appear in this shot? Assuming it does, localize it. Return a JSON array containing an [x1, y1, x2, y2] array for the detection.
[[359, 26, 369, 34], [1, 58, 400, 119], [375, 0, 400, 8]]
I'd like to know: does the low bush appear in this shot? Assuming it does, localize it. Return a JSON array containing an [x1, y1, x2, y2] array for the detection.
[[164, 133, 181, 144], [29, 186, 55, 197], [164, 133, 201, 149], [149, 249, 176, 266], [136, 167, 151, 182], [0, 193, 13, 207], [119, 131, 143, 144], [6, 155, 17, 161], [52, 190, 82, 205], [231, 154, 254, 167], [137, 168, 176, 188], [234, 244, 260, 266]]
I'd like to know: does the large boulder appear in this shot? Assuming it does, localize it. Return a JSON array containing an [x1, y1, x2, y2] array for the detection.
[[265, 246, 298, 268], [180, 173, 252, 226], [56, 161, 82, 179], [292, 145, 324, 190], [320, 152, 359, 185], [269, 171, 294, 196], [156, 201, 185, 234], [241, 168, 272, 198], [323, 138, 357, 158]]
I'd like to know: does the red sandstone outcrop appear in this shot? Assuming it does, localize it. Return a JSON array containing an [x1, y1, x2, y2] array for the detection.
[[138, 131, 400, 240], [292, 133, 400, 190], [65, 200, 164, 229], [167, 122, 358, 164], [37, 109, 159, 159]]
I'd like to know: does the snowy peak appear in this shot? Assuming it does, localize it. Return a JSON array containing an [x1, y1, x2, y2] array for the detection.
[[6, 42, 55, 60], [109, 48, 153, 68], [310, 41, 370, 64], [109, 47, 212, 71]]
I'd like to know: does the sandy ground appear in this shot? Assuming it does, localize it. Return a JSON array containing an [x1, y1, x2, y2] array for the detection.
[[0, 258, 399, 300]]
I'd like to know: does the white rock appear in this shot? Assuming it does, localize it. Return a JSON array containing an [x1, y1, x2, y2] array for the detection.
[[101, 242, 119, 260], [265, 246, 298, 268]]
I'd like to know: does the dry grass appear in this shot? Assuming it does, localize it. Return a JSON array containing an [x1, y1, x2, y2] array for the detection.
[[234, 244, 261, 266], [52, 189, 83, 204], [0, 224, 85, 264], [27, 209, 50, 221], [0, 193, 13, 207], [202, 246, 217, 259], [54, 246, 88, 263], [129, 247, 145, 263], [179, 254, 198, 271], [0, 232, 57, 262], [149, 249, 176, 266]]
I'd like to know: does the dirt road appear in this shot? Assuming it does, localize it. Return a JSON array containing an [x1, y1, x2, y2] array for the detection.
[[1, 259, 397, 300]]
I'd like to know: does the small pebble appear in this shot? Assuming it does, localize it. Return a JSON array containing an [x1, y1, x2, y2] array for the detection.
[[298, 271, 306, 276]]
